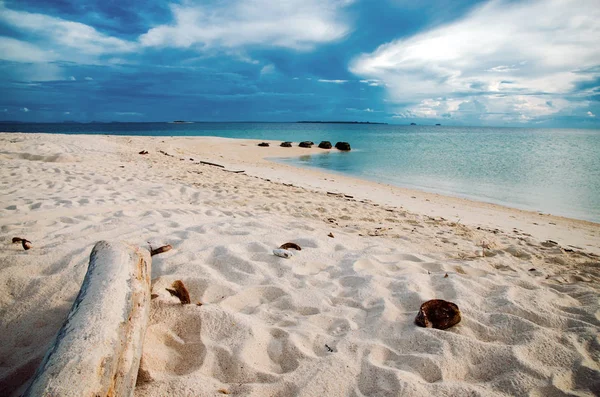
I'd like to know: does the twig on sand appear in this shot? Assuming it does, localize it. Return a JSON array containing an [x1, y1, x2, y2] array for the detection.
[[199, 161, 225, 168]]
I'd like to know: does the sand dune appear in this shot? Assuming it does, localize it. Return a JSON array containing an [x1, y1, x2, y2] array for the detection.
[[0, 133, 598, 396]]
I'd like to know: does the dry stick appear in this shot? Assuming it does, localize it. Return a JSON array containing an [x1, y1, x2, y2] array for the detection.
[[199, 161, 225, 168]]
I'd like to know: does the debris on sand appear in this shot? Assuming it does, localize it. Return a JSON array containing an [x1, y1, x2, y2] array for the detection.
[[166, 280, 191, 304], [12, 237, 32, 250], [279, 242, 301, 251], [199, 161, 224, 168], [415, 299, 461, 330], [273, 249, 293, 259], [150, 244, 172, 256]]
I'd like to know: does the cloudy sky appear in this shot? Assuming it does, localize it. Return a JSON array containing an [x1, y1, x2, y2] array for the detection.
[[0, 0, 598, 127]]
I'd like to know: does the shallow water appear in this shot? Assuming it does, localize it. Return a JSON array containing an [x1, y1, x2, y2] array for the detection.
[[3, 122, 599, 222]]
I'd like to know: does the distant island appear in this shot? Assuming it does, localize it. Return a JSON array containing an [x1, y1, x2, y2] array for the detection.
[[171, 120, 194, 124], [297, 121, 387, 125]]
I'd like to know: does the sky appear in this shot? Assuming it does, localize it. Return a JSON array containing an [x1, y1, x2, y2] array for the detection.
[[0, 0, 599, 127]]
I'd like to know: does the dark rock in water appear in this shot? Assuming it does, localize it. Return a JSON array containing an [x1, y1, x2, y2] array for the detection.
[[410, 122, 417, 125], [318, 141, 332, 149], [299, 141, 314, 148], [335, 142, 351, 151], [258, 142, 270, 147], [415, 299, 461, 330], [435, 123, 441, 126], [280, 141, 292, 147]]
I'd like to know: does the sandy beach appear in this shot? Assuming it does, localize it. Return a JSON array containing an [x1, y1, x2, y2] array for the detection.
[[0, 132, 599, 396]]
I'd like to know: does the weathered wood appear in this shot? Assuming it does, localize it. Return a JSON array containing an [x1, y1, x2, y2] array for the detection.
[[24, 241, 152, 397]]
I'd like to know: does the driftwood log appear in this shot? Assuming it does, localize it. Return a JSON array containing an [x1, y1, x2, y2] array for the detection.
[[24, 241, 152, 397]]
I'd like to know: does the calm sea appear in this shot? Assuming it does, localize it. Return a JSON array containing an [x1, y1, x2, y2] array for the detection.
[[2, 122, 599, 223]]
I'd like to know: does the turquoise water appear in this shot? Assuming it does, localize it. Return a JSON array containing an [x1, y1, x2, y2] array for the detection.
[[3, 122, 599, 222]]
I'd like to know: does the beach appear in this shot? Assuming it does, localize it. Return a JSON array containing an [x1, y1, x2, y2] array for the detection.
[[0, 132, 599, 396]]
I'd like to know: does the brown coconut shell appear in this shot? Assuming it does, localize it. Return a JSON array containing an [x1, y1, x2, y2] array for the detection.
[[279, 242, 301, 251], [415, 299, 461, 330]]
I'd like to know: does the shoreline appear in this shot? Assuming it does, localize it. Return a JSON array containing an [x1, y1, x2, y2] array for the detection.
[[2, 132, 599, 255], [273, 153, 599, 224], [165, 135, 600, 255]]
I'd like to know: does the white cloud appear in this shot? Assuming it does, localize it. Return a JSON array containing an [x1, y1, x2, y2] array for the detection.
[[139, 0, 354, 51], [22, 107, 29, 112], [318, 79, 348, 84], [69, 76, 76, 81], [347, 107, 380, 113], [84, 77, 94, 81], [486, 65, 519, 73], [64, 111, 70, 115], [350, 0, 600, 122], [0, 2, 136, 63], [359, 79, 381, 86], [0, 37, 54, 62], [588, 111, 596, 118], [260, 64, 275, 75]]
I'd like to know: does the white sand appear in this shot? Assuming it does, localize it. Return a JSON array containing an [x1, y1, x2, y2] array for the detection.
[[0, 133, 598, 396]]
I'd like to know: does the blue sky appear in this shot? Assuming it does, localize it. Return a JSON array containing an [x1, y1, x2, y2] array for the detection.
[[0, 0, 598, 127]]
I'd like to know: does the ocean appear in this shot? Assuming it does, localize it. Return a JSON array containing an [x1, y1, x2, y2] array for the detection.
[[2, 122, 599, 223]]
